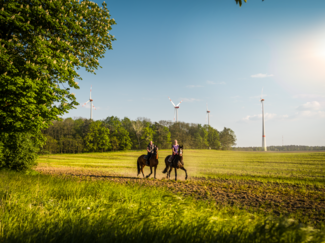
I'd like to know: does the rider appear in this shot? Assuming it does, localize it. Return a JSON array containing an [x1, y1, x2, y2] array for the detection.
[[170, 140, 179, 163], [146, 141, 155, 165]]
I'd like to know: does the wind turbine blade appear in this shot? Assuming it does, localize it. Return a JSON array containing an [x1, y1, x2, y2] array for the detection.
[[176, 100, 183, 106], [92, 104, 96, 110], [168, 97, 176, 107], [82, 100, 90, 107], [261, 88, 263, 99]]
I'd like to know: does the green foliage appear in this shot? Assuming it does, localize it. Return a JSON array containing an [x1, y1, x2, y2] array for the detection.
[[153, 122, 171, 149], [103, 116, 132, 150], [219, 127, 237, 150], [84, 121, 111, 152], [0, 133, 40, 170], [141, 125, 155, 145], [0, 171, 324, 242], [0, 0, 116, 135], [41, 117, 226, 152], [205, 125, 221, 149]]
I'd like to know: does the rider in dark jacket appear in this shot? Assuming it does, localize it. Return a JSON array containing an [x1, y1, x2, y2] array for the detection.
[[146, 141, 155, 165]]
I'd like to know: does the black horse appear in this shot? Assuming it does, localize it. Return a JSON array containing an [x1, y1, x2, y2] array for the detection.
[[162, 145, 188, 181]]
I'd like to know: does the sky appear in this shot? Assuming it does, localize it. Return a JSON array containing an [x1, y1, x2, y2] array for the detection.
[[63, 0, 325, 147]]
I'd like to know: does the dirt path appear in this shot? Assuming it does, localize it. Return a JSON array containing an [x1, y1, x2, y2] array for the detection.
[[37, 167, 325, 225]]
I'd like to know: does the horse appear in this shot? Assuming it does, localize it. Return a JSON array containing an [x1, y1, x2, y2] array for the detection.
[[137, 146, 159, 179], [162, 145, 188, 181]]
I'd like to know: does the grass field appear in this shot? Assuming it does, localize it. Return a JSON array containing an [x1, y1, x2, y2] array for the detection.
[[1, 150, 325, 242], [37, 150, 325, 185]]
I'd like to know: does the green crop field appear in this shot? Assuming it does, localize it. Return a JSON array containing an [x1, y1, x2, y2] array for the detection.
[[1, 150, 325, 242]]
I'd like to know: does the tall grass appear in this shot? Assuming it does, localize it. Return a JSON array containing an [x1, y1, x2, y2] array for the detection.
[[0, 170, 324, 243]]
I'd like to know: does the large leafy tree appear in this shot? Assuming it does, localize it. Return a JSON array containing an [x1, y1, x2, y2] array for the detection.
[[219, 127, 237, 150], [84, 121, 111, 152], [0, 0, 116, 134], [102, 116, 132, 151]]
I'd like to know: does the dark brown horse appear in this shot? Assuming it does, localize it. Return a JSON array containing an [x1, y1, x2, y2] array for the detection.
[[137, 146, 159, 179], [162, 145, 188, 181]]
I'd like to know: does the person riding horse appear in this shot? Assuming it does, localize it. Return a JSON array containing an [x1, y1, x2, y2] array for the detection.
[[170, 140, 179, 164], [146, 141, 155, 165]]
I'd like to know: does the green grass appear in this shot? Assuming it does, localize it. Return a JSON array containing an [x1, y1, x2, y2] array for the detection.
[[1, 170, 325, 243], [38, 150, 325, 185]]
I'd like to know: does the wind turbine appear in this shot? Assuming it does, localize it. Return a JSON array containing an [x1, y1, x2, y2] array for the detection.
[[206, 103, 210, 126], [82, 86, 96, 120], [261, 89, 267, 151], [168, 97, 183, 122]]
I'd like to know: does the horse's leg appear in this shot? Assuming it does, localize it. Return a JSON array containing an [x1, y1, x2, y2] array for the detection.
[[141, 164, 145, 178], [146, 166, 152, 178], [180, 167, 188, 180], [174, 168, 177, 181], [154, 165, 157, 179], [168, 167, 172, 179]]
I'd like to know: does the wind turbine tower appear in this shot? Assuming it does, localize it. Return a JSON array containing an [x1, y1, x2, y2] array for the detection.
[[206, 104, 210, 126], [168, 97, 183, 122], [82, 86, 96, 120], [261, 89, 267, 151]]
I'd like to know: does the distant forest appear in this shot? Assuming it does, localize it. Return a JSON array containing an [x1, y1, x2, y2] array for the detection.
[[233, 146, 325, 151], [41, 117, 237, 154]]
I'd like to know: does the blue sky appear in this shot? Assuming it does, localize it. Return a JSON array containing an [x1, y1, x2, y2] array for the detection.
[[64, 0, 325, 147]]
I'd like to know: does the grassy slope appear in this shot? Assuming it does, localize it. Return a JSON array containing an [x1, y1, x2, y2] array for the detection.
[[0, 171, 324, 243], [38, 150, 325, 185]]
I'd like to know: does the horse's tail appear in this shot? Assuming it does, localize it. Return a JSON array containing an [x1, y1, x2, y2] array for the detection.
[[162, 156, 169, 173], [162, 166, 168, 174], [137, 159, 140, 175]]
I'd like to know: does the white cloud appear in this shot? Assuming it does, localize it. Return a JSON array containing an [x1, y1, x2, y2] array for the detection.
[[241, 113, 288, 122], [293, 94, 325, 99], [251, 73, 274, 78], [297, 101, 321, 111], [181, 98, 201, 102], [206, 81, 226, 85], [187, 85, 203, 88], [296, 110, 325, 118], [249, 94, 268, 99]]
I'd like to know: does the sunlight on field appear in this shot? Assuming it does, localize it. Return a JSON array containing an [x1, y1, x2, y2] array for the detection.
[[38, 150, 325, 185]]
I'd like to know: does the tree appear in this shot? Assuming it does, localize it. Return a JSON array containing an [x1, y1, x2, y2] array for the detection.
[[0, 0, 115, 169], [235, 0, 264, 7], [141, 125, 155, 147], [219, 127, 237, 150], [84, 121, 111, 152], [205, 125, 221, 150], [0, 133, 40, 170], [42, 134, 58, 154], [152, 122, 171, 149], [102, 116, 132, 151], [0, 0, 116, 134], [132, 120, 144, 149]]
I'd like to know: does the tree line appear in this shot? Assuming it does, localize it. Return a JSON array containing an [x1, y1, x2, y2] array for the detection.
[[233, 145, 325, 151], [40, 117, 237, 154]]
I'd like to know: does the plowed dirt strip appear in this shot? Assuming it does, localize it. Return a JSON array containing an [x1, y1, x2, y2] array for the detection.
[[36, 167, 325, 225]]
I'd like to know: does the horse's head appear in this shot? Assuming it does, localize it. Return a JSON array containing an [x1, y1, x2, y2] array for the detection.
[[179, 145, 183, 157]]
